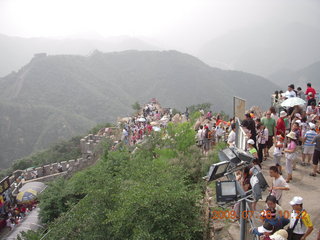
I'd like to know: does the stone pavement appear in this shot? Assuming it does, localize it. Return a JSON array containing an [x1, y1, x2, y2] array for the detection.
[[260, 152, 320, 240]]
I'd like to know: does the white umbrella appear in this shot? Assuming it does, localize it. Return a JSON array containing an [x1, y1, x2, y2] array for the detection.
[[281, 97, 306, 107], [137, 118, 146, 122], [152, 126, 161, 132]]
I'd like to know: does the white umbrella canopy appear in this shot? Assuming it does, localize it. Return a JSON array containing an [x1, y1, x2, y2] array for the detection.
[[281, 97, 306, 107], [137, 118, 146, 122]]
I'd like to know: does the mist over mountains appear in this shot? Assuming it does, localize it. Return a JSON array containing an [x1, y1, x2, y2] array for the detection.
[[0, 50, 278, 168], [0, 34, 159, 77], [269, 60, 320, 91], [199, 23, 320, 77]]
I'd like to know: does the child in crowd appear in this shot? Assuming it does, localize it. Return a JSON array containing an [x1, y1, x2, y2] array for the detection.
[[273, 134, 285, 174]]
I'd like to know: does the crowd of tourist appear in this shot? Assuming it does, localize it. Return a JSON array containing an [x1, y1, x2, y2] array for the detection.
[[195, 113, 233, 155], [235, 82, 319, 240], [118, 101, 172, 146], [0, 200, 37, 233]]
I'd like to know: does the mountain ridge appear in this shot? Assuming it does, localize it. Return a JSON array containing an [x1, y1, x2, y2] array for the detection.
[[0, 50, 278, 168]]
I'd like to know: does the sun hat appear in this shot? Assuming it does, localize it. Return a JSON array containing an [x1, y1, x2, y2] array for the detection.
[[258, 222, 273, 233], [294, 113, 301, 119], [286, 132, 297, 140], [289, 196, 303, 205], [247, 139, 255, 145], [280, 111, 287, 117], [295, 120, 301, 126], [270, 229, 288, 240], [309, 122, 316, 130]]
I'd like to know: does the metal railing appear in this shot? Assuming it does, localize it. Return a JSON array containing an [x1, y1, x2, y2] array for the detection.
[[234, 117, 259, 240], [235, 117, 248, 151]]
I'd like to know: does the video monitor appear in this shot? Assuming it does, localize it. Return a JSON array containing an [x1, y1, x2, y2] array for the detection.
[[219, 148, 241, 165], [207, 161, 230, 181], [216, 180, 238, 203]]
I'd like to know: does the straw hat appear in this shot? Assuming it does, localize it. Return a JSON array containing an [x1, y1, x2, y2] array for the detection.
[[286, 132, 297, 140], [270, 229, 288, 240]]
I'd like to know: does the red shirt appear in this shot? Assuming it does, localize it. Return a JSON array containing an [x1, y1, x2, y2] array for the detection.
[[276, 118, 285, 135], [305, 87, 316, 100]]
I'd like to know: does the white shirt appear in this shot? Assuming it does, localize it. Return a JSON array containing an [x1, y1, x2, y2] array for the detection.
[[271, 176, 289, 205], [227, 130, 236, 146], [284, 90, 296, 99], [273, 140, 283, 155], [289, 210, 307, 234], [197, 129, 204, 141], [215, 127, 225, 137]]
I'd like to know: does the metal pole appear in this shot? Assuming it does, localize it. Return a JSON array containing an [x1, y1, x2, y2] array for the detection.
[[240, 199, 246, 240]]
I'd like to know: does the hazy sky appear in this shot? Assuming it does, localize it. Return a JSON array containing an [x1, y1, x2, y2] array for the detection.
[[0, 0, 319, 52]]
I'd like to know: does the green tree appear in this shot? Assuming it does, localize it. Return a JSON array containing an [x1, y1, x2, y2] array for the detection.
[[187, 103, 212, 115], [131, 101, 141, 112]]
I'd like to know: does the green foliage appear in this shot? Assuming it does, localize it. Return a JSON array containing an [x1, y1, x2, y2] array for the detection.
[[166, 122, 196, 154], [131, 101, 141, 112], [187, 103, 212, 115], [17, 230, 42, 240], [37, 123, 208, 240], [104, 158, 202, 240], [190, 111, 201, 124]]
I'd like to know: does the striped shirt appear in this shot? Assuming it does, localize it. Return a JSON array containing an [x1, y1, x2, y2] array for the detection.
[[304, 130, 317, 146]]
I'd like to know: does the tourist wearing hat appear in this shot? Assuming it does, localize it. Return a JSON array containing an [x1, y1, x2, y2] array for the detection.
[[248, 139, 258, 159], [287, 196, 313, 240], [276, 111, 287, 136], [302, 123, 317, 167], [284, 84, 297, 99], [270, 229, 288, 240], [251, 221, 274, 239], [284, 132, 297, 183], [310, 131, 320, 177]]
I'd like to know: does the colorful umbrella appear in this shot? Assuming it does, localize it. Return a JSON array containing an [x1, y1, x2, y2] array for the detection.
[[16, 189, 37, 203]]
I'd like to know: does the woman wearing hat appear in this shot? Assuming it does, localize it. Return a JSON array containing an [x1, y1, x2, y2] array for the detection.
[[284, 132, 297, 183]]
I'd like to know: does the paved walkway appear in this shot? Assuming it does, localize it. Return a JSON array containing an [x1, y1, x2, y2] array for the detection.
[[3, 207, 42, 240], [259, 152, 320, 239]]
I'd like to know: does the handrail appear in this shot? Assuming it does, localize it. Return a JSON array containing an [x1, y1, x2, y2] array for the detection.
[[235, 117, 248, 151]]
